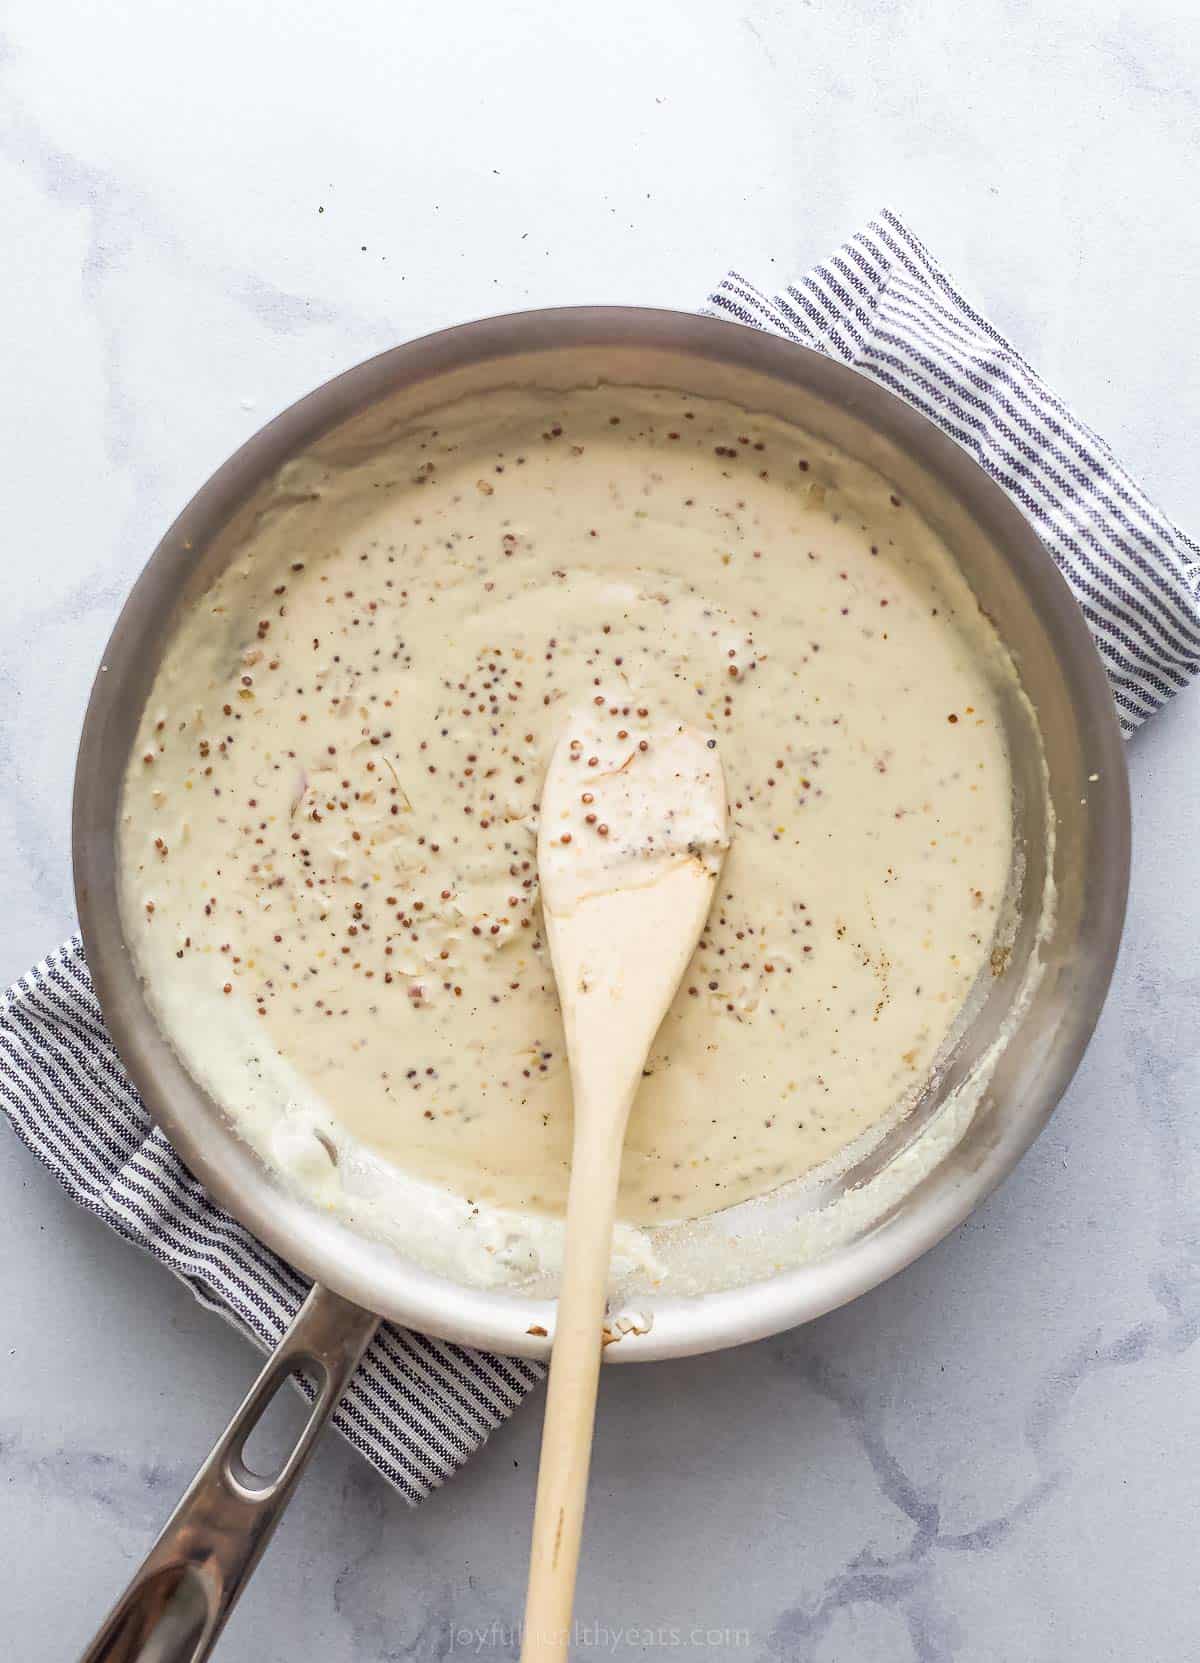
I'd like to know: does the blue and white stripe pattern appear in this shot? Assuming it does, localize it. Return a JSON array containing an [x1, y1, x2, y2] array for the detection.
[[4, 221, 1197, 1504], [0, 938, 542, 1502], [707, 210, 1200, 734]]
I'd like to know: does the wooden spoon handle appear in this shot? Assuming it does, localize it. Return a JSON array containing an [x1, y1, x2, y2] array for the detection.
[[521, 1130, 623, 1662]]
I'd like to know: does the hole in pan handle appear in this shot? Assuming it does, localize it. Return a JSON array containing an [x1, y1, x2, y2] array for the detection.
[[77, 1283, 380, 1663]]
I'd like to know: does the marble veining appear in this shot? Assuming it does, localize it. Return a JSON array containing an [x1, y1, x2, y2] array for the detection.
[[1, 1, 1199, 1658]]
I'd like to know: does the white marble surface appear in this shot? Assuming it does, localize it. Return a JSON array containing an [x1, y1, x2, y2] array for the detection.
[[2, 1, 1198, 1657]]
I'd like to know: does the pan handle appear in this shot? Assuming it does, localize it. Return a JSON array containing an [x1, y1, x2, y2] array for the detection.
[[79, 1283, 380, 1663]]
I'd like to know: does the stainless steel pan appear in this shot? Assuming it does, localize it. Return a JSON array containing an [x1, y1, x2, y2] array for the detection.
[[73, 309, 1130, 1661]]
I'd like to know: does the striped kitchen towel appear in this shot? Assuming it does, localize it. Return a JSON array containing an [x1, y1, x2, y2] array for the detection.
[[2, 213, 1197, 1506], [706, 210, 1200, 733], [0, 938, 542, 1502]]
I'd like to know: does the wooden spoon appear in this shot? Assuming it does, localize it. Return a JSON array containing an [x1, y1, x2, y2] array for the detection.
[[521, 706, 729, 1661]]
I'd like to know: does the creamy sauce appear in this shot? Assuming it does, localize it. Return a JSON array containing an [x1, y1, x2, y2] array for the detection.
[[120, 385, 1017, 1285]]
